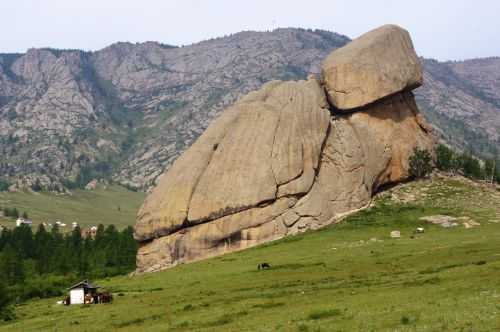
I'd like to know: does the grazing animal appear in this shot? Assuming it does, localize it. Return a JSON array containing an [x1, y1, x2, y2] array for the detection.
[[99, 292, 113, 303], [258, 263, 271, 270]]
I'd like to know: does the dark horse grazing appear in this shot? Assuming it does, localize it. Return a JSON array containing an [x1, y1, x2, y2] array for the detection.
[[99, 292, 113, 303], [257, 263, 271, 270]]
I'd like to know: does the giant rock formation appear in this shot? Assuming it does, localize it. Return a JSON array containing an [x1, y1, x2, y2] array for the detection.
[[134, 25, 434, 273]]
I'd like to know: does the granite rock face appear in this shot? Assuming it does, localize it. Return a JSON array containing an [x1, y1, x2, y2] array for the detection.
[[322, 24, 422, 110], [134, 26, 434, 273], [134, 78, 330, 242]]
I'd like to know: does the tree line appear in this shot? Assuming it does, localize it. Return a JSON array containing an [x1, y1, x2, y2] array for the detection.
[[0, 224, 137, 321], [435, 144, 500, 182], [408, 145, 499, 184]]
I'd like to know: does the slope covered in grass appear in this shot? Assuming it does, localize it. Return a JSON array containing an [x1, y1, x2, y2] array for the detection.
[[1, 177, 499, 331], [0, 185, 145, 230]]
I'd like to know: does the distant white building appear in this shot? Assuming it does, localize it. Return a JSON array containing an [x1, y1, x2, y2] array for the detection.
[[67, 280, 100, 305], [16, 218, 33, 227]]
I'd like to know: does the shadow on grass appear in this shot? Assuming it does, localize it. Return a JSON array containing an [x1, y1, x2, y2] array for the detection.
[[307, 308, 342, 320], [113, 313, 162, 328], [419, 260, 487, 274], [201, 310, 248, 328], [252, 302, 285, 309]]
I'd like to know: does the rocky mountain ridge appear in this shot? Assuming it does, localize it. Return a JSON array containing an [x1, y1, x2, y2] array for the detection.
[[0, 28, 498, 191]]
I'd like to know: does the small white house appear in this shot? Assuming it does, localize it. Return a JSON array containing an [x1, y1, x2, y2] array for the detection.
[[68, 280, 100, 305], [16, 218, 33, 227]]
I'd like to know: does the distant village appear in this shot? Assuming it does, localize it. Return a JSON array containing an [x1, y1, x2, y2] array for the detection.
[[0, 212, 99, 238]]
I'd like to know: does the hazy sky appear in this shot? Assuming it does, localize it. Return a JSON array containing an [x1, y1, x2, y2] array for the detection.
[[2, 0, 499, 61]]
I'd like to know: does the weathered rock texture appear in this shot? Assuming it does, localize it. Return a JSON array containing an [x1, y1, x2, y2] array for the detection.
[[322, 25, 422, 110], [134, 25, 434, 273]]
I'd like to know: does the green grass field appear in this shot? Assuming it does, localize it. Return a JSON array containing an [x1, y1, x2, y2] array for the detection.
[[0, 185, 145, 230], [1, 177, 499, 331]]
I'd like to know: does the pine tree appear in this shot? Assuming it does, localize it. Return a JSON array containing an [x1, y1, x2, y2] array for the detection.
[[0, 244, 25, 285], [0, 280, 14, 321], [70, 226, 83, 252], [436, 144, 454, 171], [34, 224, 51, 274], [104, 225, 120, 268], [11, 224, 35, 259], [94, 224, 106, 249], [118, 226, 137, 270], [462, 154, 484, 179], [49, 224, 68, 275], [0, 227, 11, 251], [78, 236, 92, 277]]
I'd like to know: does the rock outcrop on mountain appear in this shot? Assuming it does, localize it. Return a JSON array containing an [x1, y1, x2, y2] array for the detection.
[[134, 25, 434, 273]]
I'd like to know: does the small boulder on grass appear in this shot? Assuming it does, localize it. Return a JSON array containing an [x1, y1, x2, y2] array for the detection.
[[420, 215, 459, 228], [390, 230, 401, 238]]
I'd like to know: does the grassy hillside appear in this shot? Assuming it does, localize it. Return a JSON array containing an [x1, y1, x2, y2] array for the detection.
[[0, 185, 145, 230], [1, 176, 499, 331]]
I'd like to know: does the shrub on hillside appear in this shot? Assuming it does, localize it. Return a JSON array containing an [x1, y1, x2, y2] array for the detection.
[[409, 147, 433, 179], [2, 207, 19, 219], [0, 179, 10, 192]]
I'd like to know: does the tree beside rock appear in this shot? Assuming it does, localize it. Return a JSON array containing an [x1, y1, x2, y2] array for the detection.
[[409, 147, 434, 179]]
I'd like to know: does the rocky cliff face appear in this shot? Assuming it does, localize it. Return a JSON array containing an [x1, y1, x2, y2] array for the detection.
[[0, 29, 349, 190], [0, 49, 115, 190], [0, 28, 498, 191], [134, 25, 434, 273]]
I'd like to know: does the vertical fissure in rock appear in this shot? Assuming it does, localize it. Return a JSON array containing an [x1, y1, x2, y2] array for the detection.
[[270, 100, 293, 189], [314, 118, 333, 178], [185, 124, 237, 225]]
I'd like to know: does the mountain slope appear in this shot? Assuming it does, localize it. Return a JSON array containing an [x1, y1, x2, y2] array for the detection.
[[1, 29, 499, 191], [416, 57, 500, 156], [0, 29, 349, 190]]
